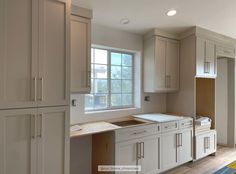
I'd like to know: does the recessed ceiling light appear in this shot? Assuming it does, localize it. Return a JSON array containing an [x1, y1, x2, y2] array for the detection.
[[167, 10, 177, 16], [120, 18, 130, 25]]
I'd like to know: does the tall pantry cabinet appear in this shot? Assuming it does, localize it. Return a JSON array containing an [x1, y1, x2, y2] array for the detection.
[[0, 0, 70, 174]]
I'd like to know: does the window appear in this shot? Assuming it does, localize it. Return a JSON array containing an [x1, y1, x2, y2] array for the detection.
[[85, 48, 134, 111]]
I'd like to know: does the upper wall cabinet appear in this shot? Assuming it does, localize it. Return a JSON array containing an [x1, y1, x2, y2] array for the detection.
[[196, 37, 216, 78], [144, 36, 180, 93], [70, 6, 92, 94], [0, 0, 70, 109]]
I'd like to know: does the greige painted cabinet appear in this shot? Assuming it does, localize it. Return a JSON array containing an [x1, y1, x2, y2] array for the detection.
[[70, 15, 91, 93], [144, 36, 179, 93], [0, 0, 70, 109], [0, 107, 69, 174], [196, 37, 216, 78]]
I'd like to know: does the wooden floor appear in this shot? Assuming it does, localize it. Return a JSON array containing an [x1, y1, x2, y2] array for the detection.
[[165, 146, 236, 174]]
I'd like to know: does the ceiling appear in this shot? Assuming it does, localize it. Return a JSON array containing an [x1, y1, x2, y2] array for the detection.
[[72, 0, 236, 38]]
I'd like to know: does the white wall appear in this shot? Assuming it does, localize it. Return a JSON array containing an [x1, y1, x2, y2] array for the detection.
[[215, 58, 228, 145], [70, 23, 166, 174]]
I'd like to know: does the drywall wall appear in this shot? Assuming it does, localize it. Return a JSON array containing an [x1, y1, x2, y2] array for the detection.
[[215, 58, 228, 145], [70, 23, 166, 174]]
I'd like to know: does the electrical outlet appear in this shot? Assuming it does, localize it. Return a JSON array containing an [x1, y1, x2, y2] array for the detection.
[[71, 99, 77, 107], [144, 96, 150, 101]]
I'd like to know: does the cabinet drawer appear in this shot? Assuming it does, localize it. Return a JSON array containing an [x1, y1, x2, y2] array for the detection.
[[179, 118, 193, 129], [115, 124, 160, 142], [216, 45, 235, 58], [161, 121, 178, 133]]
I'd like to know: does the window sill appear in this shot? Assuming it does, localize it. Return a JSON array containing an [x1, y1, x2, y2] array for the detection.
[[85, 107, 140, 115]]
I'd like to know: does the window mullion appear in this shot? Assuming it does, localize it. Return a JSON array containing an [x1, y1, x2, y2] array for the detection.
[[108, 50, 111, 109]]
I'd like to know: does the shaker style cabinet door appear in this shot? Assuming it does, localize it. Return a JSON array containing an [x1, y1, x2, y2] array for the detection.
[[0, 0, 38, 109], [196, 37, 216, 78], [155, 37, 166, 90], [71, 15, 91, 93], [37, 106, 69, 174], [140, 135, 161, 174], [38, 0, 70, 107], [115, 139, 139, 174], [161, 131, 178, 171], [0, 109, 37, 174], [165, 39, 179, 91]]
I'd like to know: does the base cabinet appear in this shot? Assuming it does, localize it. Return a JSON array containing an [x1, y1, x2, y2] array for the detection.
[[162, 128, 193, 172], [0, 107, 69, 174], [195, 130, 217, 160], [115, 135, 161, 174]]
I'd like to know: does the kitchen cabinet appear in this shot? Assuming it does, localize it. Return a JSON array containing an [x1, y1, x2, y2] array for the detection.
[[196, 37, 216, 78], [0, 109, 36, 174], [178, 129, 193, 164], [38, 0, 70, 107], [71, 14, 91, 93], [162, 119, 193, 171], [195, 130, 217, 160], [0, 107, 69, 174], [161, 131, 178, 170], [144, 36, 179, 93], [0, 0, 70, 109], [115, 134, 161, 174]]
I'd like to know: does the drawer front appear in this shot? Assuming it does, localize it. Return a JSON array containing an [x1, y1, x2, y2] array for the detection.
[[161, 121, 178, 133], [115, 124, 160, 142], [179, 118, 193, 129]]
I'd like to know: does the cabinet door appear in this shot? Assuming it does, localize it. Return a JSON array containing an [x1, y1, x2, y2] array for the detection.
[[0, 0, 38, 109], [178, 129, 193, 164], [196, 37, 206, 77], [206, 131, 217, 154], [205, 41, 216, 76], [115, 139, 139, 174], [71, 15, 91, 93], [166, 39, 179, 91], [161, 132, 178, 171], [155, 37, 166, 91], [195, 134, 205, 160], [37, 107, 69, 174], [38, 0, 70, 107], [140, 135, 161, 174], [0, 109, 37, 174]]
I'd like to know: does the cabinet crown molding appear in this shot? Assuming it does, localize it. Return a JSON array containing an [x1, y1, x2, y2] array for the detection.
[[180, 26, 236, 47], [144, 28, 180, 41], [71, 5, 93, 19]]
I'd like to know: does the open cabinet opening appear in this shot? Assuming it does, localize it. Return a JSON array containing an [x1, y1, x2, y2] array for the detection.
[[196, 78, 215, 129]]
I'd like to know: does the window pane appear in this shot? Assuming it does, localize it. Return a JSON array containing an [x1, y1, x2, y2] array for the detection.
[[90, 79, 94, 93], [111, 52, 121, 65], [94, 79, 108, 93], [85, 94, 94, 111], [111, 66, 121, 79], [111, 80, 121, 93], [122, 66, 132, 79], [94, 49, 107, 64], [111, 94, 122, 107], [122, 94, 132, 106], [94, 94, 108, 109], [122, 80, 132, 93], [91, 48, 94, 63], [94, 64, 107, 78], [122, 54, 132, 66]]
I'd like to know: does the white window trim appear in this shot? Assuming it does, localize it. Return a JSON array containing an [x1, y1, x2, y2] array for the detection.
[[85, 47, 135, 112]]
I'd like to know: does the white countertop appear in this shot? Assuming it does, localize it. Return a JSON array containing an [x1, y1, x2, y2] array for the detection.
[[133, 113, 185, 123]]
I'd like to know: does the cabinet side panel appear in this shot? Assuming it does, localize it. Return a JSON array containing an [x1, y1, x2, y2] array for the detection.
[[144, 38, 155, 92], [167, 35, 196, 116]]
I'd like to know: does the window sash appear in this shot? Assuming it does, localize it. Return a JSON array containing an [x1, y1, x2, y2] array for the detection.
[[85, 48, 134, 111]]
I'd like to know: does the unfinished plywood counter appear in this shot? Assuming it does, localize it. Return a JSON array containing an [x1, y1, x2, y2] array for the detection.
[[70, 121, 121, 138]]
